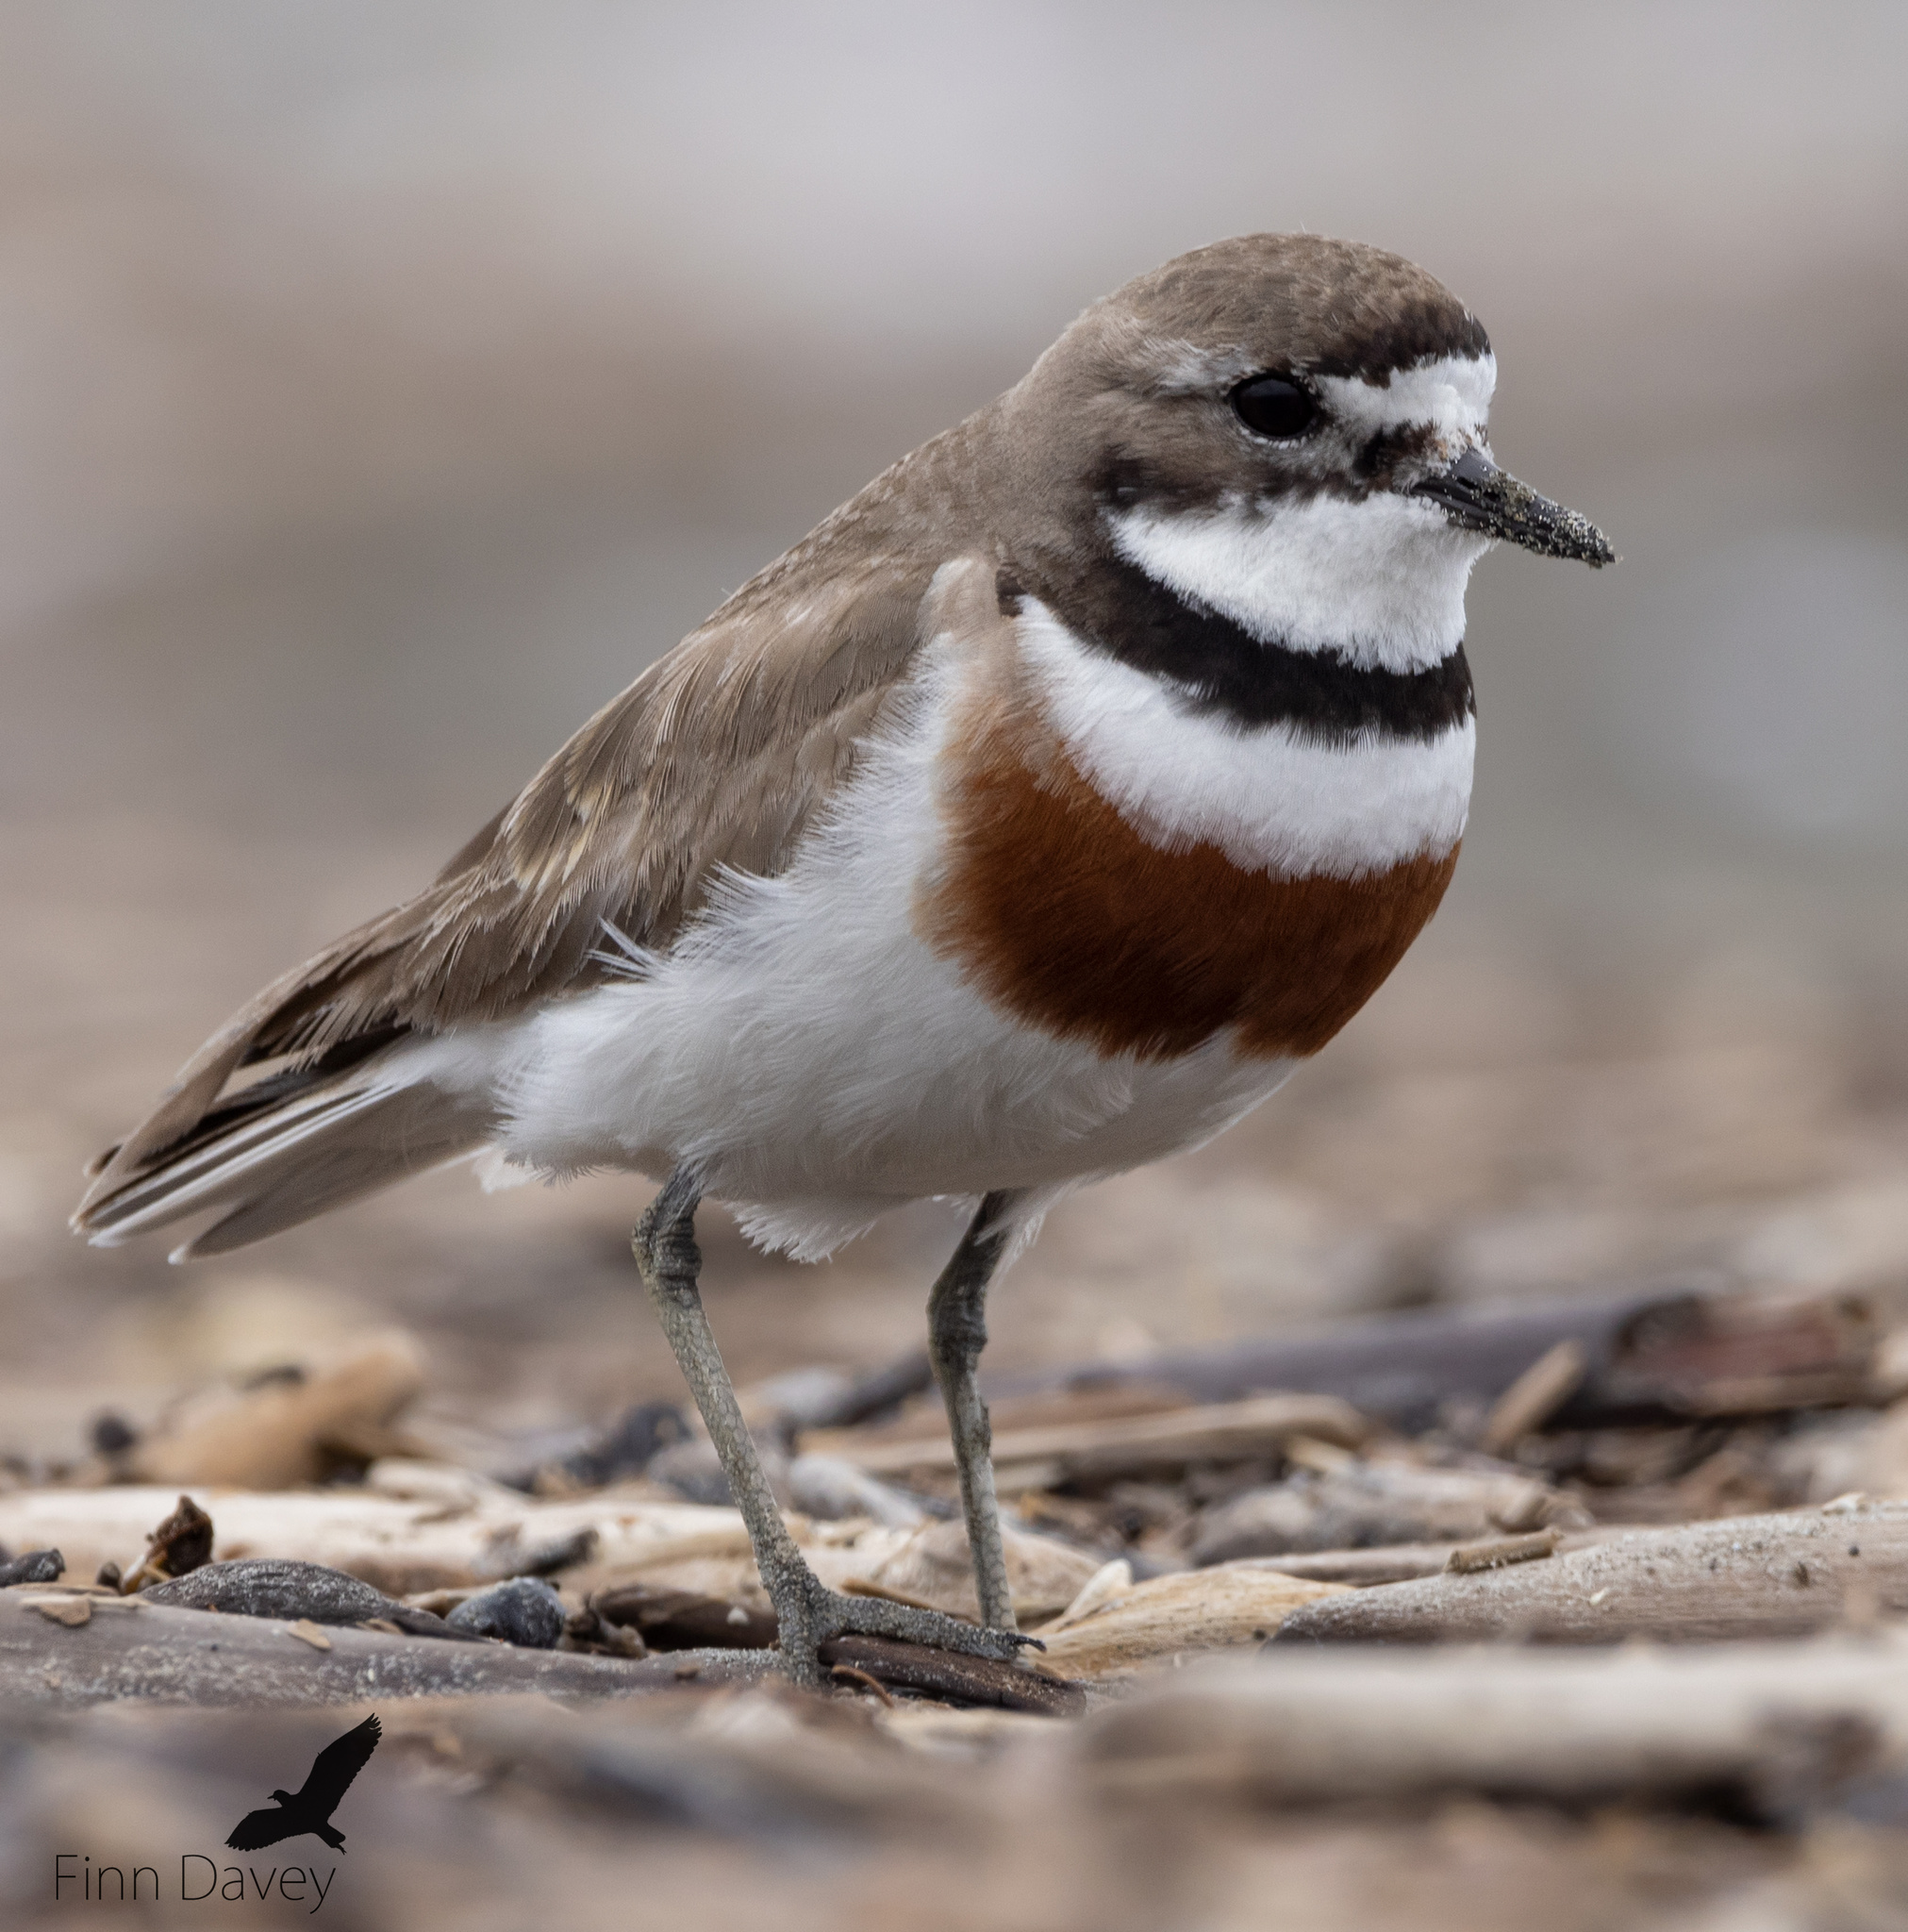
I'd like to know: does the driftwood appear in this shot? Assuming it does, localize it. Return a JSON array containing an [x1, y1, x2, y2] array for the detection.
[[1001, 1285, 1884, 1432], [0, 1586, 777, 1705], [1080, 1639, 1908, 1810], [594, 1582, 781, 1651], [1232, 1533, 1581, 1585], [0, 1483, 762, 1596], [0, 1576, 1081, 1715], [1189, 1457, 1584, 1564], [846, 1518, 1103, 1624], [785, 1454, 930, 1528], [797, 1350, 937, 1431], [1272, 1501, 1908, 1644], [592, 1522, 1103, 1651], [130, 1334, 428, 1488], [504, 1399, 690, 1492], [0, 1583, 1078, 1717], [806, 1392, 1369, 1488], [1028, 1562, 1347, 1680], [1226, 1544, 1471, 1585]]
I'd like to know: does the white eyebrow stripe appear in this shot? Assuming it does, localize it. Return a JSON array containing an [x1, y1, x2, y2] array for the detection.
[[1314, 351, 1497, 442]]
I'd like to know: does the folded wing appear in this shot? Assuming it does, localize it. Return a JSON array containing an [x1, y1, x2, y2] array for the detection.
[[74, 548, 941, 1255]]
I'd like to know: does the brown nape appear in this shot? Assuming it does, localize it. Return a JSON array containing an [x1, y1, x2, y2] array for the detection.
[[917, 724, 1458, 1062]]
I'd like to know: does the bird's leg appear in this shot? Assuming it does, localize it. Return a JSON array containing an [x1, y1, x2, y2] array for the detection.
[[926, 1191, 1020, 1630], [632, 1169, 819, 1664], [632, 1169, 1037, 1687]]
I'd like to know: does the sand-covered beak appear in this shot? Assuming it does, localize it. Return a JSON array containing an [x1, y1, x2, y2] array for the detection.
[[1411, 446, 1615, 566]]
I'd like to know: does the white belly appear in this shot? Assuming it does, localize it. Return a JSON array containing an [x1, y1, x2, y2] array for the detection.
[[483, 652, 1296, 1257]]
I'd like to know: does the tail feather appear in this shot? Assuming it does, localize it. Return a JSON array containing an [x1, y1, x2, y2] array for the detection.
[[73, 1064, 494, 1258]]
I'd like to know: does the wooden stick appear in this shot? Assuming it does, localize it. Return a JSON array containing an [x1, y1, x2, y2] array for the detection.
[[805, 1392, 1369, 1482], [1443, 1528, 1563, 1574], [820, 1636, 1086, 1716], [993, 1286, 1883, 1432], [1480, 1341, 1586, 1452], [1225, 1545, 1469, 1585], [1272, 1501, 1908, 1645], [0, 1581, 1090, 1716], [1026, 1567, 1348, 1681]]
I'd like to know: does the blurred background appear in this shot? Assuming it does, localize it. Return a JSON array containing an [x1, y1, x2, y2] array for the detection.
[[4, 0, 1906, 1463]]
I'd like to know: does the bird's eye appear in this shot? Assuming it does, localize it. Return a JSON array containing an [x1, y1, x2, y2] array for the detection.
[[1230, 374, 1318, 440]]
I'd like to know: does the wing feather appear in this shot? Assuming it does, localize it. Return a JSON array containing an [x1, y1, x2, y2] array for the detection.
[[75, 544, 943, 1224]]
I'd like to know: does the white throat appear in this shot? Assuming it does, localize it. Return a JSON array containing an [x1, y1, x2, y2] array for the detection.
[[1107, 350, 1498, 674]]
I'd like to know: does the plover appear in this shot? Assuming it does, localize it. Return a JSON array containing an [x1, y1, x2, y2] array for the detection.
[[75, 234, 1612, 1682]]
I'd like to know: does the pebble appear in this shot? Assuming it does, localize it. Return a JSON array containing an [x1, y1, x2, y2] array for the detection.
[[446, 1576, 568, 1648], [0, 1549, 64, 1587]]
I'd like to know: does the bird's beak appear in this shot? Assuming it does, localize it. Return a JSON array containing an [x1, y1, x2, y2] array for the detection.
[[1411, 446, 1615, 567]]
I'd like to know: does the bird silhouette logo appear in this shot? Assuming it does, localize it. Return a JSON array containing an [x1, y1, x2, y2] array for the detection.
[[225, 1713, 381, 1854]]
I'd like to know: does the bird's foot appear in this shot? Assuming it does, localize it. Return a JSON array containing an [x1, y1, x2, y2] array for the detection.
[[773, 1572, 1037, 1687]]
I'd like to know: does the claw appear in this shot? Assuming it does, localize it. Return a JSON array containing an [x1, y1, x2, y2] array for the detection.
[[780, 1582, 1039, 1678]]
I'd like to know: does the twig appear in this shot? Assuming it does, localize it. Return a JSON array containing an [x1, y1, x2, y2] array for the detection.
[[828, 1662, 896, 1707], [819, 1635, 1086, 1716], [808, 1393, 1369, 1483], [1480, 1341, 1586, 1453]]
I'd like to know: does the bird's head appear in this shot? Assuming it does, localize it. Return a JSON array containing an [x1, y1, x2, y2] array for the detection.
[[269, 1790, 294, 1806], [1005, 232, 1612, 675]]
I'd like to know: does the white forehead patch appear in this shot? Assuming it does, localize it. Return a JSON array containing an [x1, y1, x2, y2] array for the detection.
[[1314, 351, 1497, 446], [1109, 350, 1499, 673], [1017, 602, 1473, 880]]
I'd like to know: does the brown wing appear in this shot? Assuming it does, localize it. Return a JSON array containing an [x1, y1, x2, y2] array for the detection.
[[77, 548, 947, 1213]]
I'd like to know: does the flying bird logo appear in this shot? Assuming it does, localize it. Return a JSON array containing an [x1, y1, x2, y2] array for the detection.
[[225, 1713, 380, 1854]]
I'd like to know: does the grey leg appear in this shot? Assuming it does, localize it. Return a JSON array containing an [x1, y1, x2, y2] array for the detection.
[[927, 1191, 1020, 1630], [632, 1169, 1036, 1687]]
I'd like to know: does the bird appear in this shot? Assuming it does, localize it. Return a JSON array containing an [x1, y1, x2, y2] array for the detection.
[[225, 1713, 381, 1853], [75, 234, 1611, 1684]]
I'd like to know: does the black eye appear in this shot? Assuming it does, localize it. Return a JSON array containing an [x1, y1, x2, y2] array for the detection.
[[1230, 374, 1318, 440]]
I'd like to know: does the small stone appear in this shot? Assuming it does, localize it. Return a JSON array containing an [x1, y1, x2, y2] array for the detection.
[[90, 1411, 139, 1457], [0, 1549, 64, 1587], [445, 1576, 567, 1648], [287, 1619, 332, 1650]]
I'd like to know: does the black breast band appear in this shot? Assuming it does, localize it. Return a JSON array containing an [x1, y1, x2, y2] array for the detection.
[[1002, 555, 1473, 744]]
